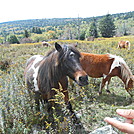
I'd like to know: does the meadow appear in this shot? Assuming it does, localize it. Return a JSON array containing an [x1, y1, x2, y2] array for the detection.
[[0, 36, 134, 134]]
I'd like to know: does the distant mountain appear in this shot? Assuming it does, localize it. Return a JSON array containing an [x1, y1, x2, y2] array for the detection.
[[0, 11, 133, 36]]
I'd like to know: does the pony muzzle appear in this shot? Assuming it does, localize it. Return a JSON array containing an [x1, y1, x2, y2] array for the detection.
[[75, 72, 88, 86]]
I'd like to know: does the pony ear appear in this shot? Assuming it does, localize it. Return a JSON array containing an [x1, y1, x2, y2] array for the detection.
[[55, 42, 62, 52]]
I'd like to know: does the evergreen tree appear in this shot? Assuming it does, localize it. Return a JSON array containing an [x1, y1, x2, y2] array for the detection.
[[79, 31, 86, 40], [7, 35, 19, 44], [99, 14, 116, 37], [90, 20, 98, 38], [24, 30, 30, 38], [31, 27, 42, 34], [31, 27, 35, 33], [36, 27, 42, 34], [86, 19, 98, 38]]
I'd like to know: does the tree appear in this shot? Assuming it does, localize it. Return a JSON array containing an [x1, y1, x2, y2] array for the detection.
[[24, 30, 30, 38], [86, 19, 98, 38], [79, 31, 86, 40], [7, 35, 19, 44], [36, 27, 42, 34], [31, 27, 42, 34], [99, 14, 116, 37]]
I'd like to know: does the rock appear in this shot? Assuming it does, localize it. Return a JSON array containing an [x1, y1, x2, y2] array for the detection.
[[90, 125, 117, 134]]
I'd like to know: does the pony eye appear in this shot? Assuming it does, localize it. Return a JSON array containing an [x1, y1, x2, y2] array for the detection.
[[69, 52, 75, 57]]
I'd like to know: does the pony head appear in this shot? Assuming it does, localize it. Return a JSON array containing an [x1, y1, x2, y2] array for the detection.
[[55, 42, 88, 86], [126, 76, 134, 97]]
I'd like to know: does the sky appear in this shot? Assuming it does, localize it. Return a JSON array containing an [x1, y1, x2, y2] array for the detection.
[[0, 0, 133, 23]]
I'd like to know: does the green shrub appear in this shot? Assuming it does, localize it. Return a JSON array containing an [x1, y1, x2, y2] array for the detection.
[[0, 36, 134, 133]]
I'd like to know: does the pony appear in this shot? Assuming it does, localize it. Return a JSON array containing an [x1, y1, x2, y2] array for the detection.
[[80, 52, 134, 96], [42, 41, 51, 47], [117, 41, 130, 50], [24, 42, 88, 117]]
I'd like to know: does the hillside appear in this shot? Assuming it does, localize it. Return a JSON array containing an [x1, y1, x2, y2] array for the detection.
[[0, 37, 134, 133], [0, 11, 134, 36]]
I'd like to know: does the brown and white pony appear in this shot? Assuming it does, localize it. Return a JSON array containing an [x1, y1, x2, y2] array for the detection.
[[117, 41, 130, 50], [80, 52, 134, 96], [42, 41, 51, 47], [24, 43, 88, 116]]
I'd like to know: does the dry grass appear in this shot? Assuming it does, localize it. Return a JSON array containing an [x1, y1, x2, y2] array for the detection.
[[0, 36, 134, 133]]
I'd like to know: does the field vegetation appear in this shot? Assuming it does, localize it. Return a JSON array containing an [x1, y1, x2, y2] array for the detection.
[[0, 36, 134, 133], [0, 11, 134, 45]]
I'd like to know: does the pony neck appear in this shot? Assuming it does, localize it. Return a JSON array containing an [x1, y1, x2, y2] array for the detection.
[[119, 62, 133, 89], [38, 52, 64, 91]]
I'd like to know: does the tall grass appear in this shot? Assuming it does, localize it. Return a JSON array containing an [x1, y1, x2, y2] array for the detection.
[[0, 36, 134, 133]]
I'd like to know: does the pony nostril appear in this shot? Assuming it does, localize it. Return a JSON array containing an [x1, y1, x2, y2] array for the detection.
[[79, 75, 88, 82], [77, 75, 88, 86], [79, 76, 83, 81]]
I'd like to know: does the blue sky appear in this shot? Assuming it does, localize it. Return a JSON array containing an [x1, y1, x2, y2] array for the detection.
[[0, 0, 133, 23]]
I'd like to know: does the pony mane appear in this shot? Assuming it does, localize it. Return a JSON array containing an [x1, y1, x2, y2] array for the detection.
[[38, 44, 81, 93], [46, 44, 80, 58], [119, 60, 133, 87], [108, 54, 133, 87], [62, 44, 81, 57], [38, 50, 61, 93], [45, 49, 55, 57]]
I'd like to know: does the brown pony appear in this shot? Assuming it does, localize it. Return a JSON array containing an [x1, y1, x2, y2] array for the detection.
[[117, 41, 130, 50], [80, 52, 134, 96], [24, 43, 88, 115]]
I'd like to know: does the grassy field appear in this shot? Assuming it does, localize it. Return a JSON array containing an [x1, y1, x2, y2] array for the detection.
[[0, 36, 134, 134]]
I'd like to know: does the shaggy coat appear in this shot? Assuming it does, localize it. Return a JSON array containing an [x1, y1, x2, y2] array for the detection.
[[80, 52, 134, 96]]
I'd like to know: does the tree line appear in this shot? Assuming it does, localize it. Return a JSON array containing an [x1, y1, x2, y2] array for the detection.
[[0, 11, 134, 44]]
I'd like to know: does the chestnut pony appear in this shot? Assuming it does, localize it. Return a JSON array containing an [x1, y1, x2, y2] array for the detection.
[[24, 43, 88, 116], [80, 52, 134, 97], [117, 41, 130, 50]]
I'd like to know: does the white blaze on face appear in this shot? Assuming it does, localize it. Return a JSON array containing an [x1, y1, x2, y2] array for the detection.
[[108, 54, 125, 74], [30, 55, 43, 91]]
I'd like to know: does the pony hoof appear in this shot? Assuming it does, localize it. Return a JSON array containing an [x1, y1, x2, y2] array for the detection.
[[106, 90, 111, 93], [98, 92, 102, 95]]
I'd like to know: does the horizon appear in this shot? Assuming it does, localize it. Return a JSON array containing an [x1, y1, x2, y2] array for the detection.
[[0, 11, 133, 24]]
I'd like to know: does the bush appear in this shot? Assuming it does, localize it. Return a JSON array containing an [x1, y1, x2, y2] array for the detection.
[[20, 38, 33, 44], [7, 35, 20, 44], [0, 36, 134, 133]]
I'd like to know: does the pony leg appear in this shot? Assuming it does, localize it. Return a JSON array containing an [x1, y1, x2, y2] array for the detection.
[[34, 91, 41, 111], [117, 45, 119, 49], [105, 78, 111, 93], [128, 44, 130, 50], [99, 77, 111, 94], [99, 78, 106, 94], [59, 77, 78, 120], [59, 77, 73, 112]]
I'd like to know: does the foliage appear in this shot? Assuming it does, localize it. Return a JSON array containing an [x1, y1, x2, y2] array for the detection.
[[79, 31, 86, 40], [0, 36, 134, 133], [0, 11, 134, 44], [86, 19, 98, 38], [19, 38, 33, 44], [7, 34, 19, 44], [99, 14, 116, 37], [31, 27, 42, 34], [23, 30, 30, 38]]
